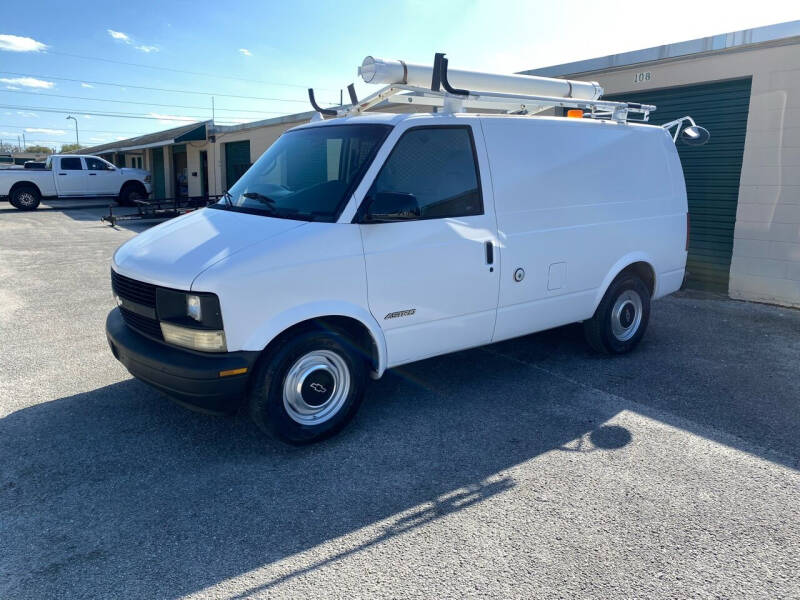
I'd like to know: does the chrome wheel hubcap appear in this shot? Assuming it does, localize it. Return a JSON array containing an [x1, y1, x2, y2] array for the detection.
[[282, 350, 350, 425], [18, 192, 35, 207], [611, 290, 643, 342]]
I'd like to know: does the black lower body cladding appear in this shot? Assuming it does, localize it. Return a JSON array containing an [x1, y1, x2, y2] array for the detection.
[[105, 308, 259, 414]]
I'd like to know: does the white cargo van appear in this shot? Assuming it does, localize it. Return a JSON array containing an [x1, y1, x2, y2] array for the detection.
[[106, 55, 707, 443]]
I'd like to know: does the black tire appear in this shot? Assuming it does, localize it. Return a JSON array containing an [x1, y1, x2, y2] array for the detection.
[[9, 185, 41, 211], [118, 183, 146, 206], [584, 273, 651, 354], [248, 329, 367, 445]]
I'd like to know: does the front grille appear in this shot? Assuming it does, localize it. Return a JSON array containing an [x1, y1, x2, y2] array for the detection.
[[111, 269, 157, 307], [112, 270, 163, 340], [119, 307, 163, 340]]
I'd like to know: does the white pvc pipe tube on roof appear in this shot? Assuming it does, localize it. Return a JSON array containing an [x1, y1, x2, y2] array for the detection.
[[359, 56, 603, 101]]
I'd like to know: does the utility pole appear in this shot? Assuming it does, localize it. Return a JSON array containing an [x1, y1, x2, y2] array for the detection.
[[66, 115, 79, 147], [22, 132, 26, 151], [18, 135, 21, 151]]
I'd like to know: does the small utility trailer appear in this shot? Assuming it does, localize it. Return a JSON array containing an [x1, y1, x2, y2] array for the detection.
[[101, 195, 220, 227]]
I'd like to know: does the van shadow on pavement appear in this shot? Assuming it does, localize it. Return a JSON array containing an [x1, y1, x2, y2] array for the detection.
[[0, 343, 628, 598]]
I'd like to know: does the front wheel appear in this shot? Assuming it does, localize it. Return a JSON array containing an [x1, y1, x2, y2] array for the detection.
[[248, 330, 367, 444], [584, 274, 651, 354], [118, 184, 145, 206], [10, 185, 40, 210]]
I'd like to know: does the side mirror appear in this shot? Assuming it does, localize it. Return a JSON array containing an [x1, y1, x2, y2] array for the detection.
[[362, 192, 420, 223], [680, 125, 710, 146]]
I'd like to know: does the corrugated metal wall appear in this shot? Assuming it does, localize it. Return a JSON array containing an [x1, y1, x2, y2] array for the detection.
[[607, 78, 752, 292]]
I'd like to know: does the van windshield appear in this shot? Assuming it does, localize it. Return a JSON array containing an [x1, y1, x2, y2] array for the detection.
[[213, 124, 391, 222]]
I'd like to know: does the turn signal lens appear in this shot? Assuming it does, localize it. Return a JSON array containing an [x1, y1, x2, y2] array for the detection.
[[161, 322, 227, 352], [567, 109, 584, 118]]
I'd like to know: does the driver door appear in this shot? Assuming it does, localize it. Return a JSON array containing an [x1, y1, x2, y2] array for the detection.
[[357, 123, 499, 367], [84, 156, 119, 196]]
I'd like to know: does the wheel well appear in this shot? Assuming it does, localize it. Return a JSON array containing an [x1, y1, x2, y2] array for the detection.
[[9, 181, 41, 197], [120, 180, 147, 195], [617, 261, 655, 297], [261, 316, 379, 373]]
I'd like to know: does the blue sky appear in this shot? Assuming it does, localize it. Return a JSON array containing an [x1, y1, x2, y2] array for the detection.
[[1, 0, 797, 150]]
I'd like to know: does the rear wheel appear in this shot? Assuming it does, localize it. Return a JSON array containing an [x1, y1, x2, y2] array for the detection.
[[248, 329, 367, 444], [118, 183, 146, 206], [584, 274, 651, 354], [10, 185, 41, 210]]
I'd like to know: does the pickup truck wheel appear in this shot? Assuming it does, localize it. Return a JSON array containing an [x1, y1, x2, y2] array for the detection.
[[584, 274, 650, 354], [10, 185, 41, 210], [118, 184, 145, 206], [249, 330, 366, 444]]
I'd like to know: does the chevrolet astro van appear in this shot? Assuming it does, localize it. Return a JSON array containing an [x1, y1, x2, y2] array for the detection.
[[106, 111, 689, 443]]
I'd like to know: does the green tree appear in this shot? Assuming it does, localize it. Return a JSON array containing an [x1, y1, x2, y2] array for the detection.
[[26, 145, 53, 154], [60, 143, 85, 153]]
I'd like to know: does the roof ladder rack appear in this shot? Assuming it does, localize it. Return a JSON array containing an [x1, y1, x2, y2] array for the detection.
[[307, 53, 656, 124]]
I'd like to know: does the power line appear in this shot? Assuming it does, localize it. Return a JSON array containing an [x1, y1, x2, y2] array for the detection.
[[0, 71, 337, 104], [0, 123, 169, 135], [45, 50, 337, 92], [0, 89, 287, 115], [0, 103, 253, 123]]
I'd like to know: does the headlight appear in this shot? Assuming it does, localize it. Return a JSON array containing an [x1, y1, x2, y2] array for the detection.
[[161, 322, 227, 352], [155, 289, 225, 351], [186, 294, 202, 321]]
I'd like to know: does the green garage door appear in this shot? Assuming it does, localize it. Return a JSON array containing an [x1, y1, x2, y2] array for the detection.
[[225, 140, 251, 189], [607, 78, 752, 292], [151, 147, 165, 199]]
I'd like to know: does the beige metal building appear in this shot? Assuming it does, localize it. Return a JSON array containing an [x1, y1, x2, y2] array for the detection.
[[525, 20, 800, 307]]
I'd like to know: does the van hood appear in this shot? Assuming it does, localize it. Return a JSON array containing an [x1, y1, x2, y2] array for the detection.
[[113, 207, 306, 290]]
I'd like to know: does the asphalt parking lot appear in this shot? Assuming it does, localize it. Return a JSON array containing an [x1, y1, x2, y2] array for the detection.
[[1, 201, 799, 599]]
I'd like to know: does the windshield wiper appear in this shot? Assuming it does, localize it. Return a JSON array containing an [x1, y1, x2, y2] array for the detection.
[[222, 190, 233, 207], [242, 192, 276, 205]]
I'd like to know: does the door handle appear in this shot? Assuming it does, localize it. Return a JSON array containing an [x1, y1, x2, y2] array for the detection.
[[89, 173, 97, 176], [58, 173, 67, 176], [485, 241, 494, 265]]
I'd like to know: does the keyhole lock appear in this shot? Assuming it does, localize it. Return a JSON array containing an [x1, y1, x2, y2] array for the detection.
[[513, 268, 525, 282]]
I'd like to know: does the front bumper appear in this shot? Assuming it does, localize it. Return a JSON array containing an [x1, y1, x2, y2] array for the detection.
[[106, 308, 259, 414]]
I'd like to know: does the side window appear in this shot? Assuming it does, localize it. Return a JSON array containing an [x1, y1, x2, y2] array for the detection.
[[60, 157, 83, 171], [368, 126, 482, 219], [85, 157, 108, 171]]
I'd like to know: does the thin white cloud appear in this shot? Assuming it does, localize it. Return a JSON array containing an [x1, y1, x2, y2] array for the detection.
[[89, 137, 107, 142], [239, 48, 252, 56], [25, 128, 66, 135], [16, 111, 38, 117], [135, 45, 159, 53], [0, 34, 48, 52], [81, 82, 94, 88], [5, 86, 21, 91], [107, 29, 131, 43], [81, 114, 92, 119], [0, 77, 54, 89]]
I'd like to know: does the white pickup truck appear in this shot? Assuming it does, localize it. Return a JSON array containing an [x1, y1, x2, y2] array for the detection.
[[0, 154, 152, 210]]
